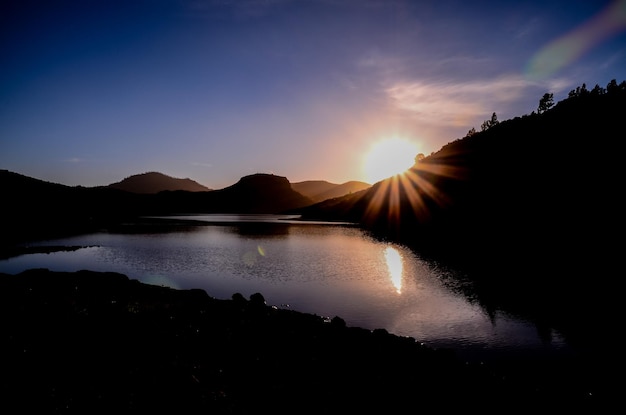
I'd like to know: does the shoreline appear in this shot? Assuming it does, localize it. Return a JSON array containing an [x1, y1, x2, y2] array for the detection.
[[0, 244, 97, 260], [1, 268, 612, 412]]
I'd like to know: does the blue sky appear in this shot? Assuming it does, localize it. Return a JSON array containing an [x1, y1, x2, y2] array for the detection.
[[2, 0, 625, 188]]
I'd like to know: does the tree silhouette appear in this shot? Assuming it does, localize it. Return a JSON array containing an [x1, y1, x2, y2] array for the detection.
[[606, 79, 619, 93], [590, 84, 605, 95], [480, 112, 499, 131], [537, 92, 554, 114], [490, 112, 499, 126]]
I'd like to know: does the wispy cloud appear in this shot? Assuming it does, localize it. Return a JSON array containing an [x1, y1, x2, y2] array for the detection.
[[385, 75, 537, 127]]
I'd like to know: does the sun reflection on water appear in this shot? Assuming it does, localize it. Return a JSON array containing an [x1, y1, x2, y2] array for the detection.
[[384, 246, 403, 294]]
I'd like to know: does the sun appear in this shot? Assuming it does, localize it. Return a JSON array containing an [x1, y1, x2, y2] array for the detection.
[[362, 137, 420, 184]]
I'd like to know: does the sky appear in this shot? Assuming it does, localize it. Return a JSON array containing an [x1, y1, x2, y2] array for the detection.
[[1, 0, 625, 189]]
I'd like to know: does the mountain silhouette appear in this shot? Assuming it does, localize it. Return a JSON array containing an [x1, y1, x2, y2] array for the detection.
[[0, 170, 142, 244], [0, 171, 311, 243], [108, 172, 211, 193], [215, 173, 314, 212], [150, 173, 314, 214], [291, 180, 370, 203]]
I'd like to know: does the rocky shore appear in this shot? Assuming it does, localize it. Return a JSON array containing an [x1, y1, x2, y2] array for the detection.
[[1, 269, 611, 413]]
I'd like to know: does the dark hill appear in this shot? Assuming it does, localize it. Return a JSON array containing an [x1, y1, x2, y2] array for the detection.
[[149, 173, 314, 214], [206, 173, 314, 213], [108, 172, 211, 193], [0, 171, 314, 245], [299, 81, 625, 265], [0, 170, 142, 245], [291, 180, 370, 203]]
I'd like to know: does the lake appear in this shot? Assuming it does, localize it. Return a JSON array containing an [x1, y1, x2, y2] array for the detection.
[[0, 214, 572, 362]]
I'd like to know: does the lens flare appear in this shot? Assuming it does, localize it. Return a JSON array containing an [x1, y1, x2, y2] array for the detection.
[[526, 0, 626, 79]]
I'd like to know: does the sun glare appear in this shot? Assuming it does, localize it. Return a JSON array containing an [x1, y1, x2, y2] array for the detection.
[[363, 137, 420, 184]]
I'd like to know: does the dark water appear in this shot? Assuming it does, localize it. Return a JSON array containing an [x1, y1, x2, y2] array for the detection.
[[0, 214, 573, 362]]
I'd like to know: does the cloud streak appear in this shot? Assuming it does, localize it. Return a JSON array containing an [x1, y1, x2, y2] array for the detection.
[[385, 75, 537, 127]]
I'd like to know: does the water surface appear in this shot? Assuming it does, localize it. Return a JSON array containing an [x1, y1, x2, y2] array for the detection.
[[0, 214, 570, 361]]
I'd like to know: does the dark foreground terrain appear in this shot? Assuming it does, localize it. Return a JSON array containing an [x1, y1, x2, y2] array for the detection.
[[1, 269, 614, 413]]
